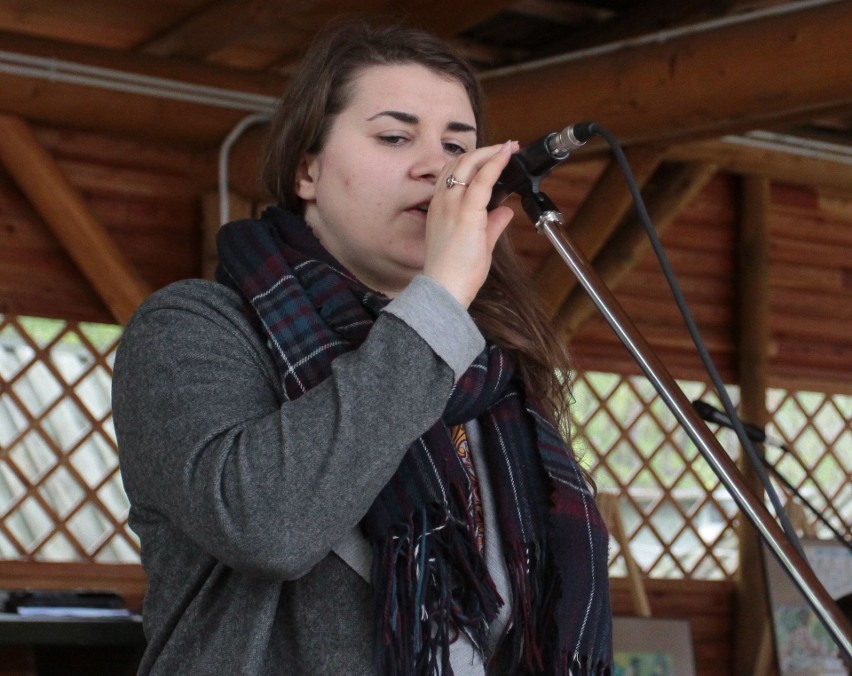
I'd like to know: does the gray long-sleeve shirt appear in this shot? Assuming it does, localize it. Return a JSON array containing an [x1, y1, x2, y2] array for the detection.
[[113, 275, 509, 674]]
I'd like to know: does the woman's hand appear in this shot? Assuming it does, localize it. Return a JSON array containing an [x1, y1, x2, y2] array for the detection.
[[422, 140, 519, 308]]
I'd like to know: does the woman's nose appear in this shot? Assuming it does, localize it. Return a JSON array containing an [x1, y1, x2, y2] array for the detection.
[[410, 142, 450, 182]]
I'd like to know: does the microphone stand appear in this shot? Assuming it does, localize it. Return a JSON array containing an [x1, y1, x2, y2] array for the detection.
[[518, 189, 852, 660]]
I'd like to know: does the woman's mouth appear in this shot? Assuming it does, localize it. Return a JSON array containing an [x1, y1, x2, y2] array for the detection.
[[407, 201, 430, 217]]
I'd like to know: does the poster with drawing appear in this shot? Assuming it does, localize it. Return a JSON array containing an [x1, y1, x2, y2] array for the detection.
[[612, 617, 695, 676], [764, 539, 852, 676]]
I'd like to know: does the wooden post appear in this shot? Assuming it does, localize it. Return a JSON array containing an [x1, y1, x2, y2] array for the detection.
[[0, 114, 151, 324], [597, 492, 652, 617], [733, 174, 774, 676]]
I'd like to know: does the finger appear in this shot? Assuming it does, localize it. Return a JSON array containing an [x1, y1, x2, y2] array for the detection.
[[440, 141, 515, 187], [485, 205, 514, 248], [450, 141, 517, 204]]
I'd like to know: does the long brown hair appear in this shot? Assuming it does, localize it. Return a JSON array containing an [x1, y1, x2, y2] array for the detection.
[[263, 20, 576, 433]]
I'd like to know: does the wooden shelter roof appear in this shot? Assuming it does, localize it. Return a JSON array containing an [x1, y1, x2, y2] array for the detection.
[[0, 0, 850, 392]]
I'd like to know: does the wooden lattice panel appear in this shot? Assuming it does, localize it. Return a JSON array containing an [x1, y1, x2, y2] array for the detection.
[[572, 373, 741, 580], [766, 389, 852, 543], [0, 314, 139, 563], [1, 313, 848, 580], [572, 372, 851, 580]]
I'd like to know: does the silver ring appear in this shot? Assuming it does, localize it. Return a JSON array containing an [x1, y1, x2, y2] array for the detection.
[[445, 175, 469, 189]]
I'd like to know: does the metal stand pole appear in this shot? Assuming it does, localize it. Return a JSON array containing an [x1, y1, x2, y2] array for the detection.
[[530, 204, 852, 660]]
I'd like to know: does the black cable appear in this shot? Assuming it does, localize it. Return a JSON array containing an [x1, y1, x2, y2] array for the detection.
[[760, 456, 852, 552], [585, 121, 807, 560]]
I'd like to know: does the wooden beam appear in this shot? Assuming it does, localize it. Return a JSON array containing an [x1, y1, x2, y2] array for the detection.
[[732, 174, 773, 676], [0, 114, 151, 324], [533, 145, 665, 317], [666, 134, 852, 191], [554, 162, 717, 338], [482, 1, 852, 146], [0, 30, 283, 147]]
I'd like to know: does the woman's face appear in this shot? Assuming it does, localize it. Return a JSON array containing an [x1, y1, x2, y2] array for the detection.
[[296, 63, 477, 296]]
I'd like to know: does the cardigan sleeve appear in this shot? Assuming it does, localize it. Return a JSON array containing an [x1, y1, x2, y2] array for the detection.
[[112, 277, 483, 579]]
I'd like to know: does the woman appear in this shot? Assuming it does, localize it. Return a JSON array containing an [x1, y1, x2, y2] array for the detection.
[[113, 20, 612, 675]]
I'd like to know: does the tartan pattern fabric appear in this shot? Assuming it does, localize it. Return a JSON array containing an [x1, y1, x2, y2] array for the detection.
[[215, 207, 612, 675]]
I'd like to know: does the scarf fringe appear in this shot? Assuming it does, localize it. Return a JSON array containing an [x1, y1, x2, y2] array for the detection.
[[556, 653, 612, 675], [372, 505, 502, 676], [496, 543, 547, 673]]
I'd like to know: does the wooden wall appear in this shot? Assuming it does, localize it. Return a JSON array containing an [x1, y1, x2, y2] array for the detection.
[[2, 124, 850, 394], [0, 562, 735, 676], [610, 577, 737, 676]]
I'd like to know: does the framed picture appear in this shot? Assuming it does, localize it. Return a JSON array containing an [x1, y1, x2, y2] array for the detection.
[[764, 538, 852, 676], [612, 616, 696, 676]]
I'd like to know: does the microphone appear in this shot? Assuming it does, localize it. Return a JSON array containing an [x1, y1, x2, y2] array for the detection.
[[487, 122, 596, 210], [692, 399, 767, 443]]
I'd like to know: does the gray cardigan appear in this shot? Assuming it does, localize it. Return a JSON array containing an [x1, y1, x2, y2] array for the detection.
[[113, 275, 508, 675]]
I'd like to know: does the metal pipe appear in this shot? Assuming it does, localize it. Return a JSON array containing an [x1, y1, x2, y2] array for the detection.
[[0, 49, 276, 112], [218, 113, 272, 225]]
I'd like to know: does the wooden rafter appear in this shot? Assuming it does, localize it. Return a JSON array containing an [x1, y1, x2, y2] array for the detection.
[[0, 114, 151, 324], [533, 145, 665, 317], [666, 134, 852, 192], [553, 162, 718, 339]]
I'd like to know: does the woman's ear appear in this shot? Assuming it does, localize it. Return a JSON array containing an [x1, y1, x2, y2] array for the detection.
[[295, 155, 319, 202]]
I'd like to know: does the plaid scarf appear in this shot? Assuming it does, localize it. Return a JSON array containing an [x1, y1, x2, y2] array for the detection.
[[216, 207, 612, 675]]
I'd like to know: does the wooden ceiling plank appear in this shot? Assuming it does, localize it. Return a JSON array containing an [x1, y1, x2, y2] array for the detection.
[[396, 0, 517, 38], [0, 114, 152, 324], [483, 1, 852, 148], [510, 0, 615, 24], [0, 0, 201, 49], [138, 0, 298, 59], [554, 162, 718, 339], [533, 145, 665, 317]]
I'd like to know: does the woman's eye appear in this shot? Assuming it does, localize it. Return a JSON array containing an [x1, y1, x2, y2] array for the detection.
[[443, 142, 467, 155], [378, 135, 407, 146]]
